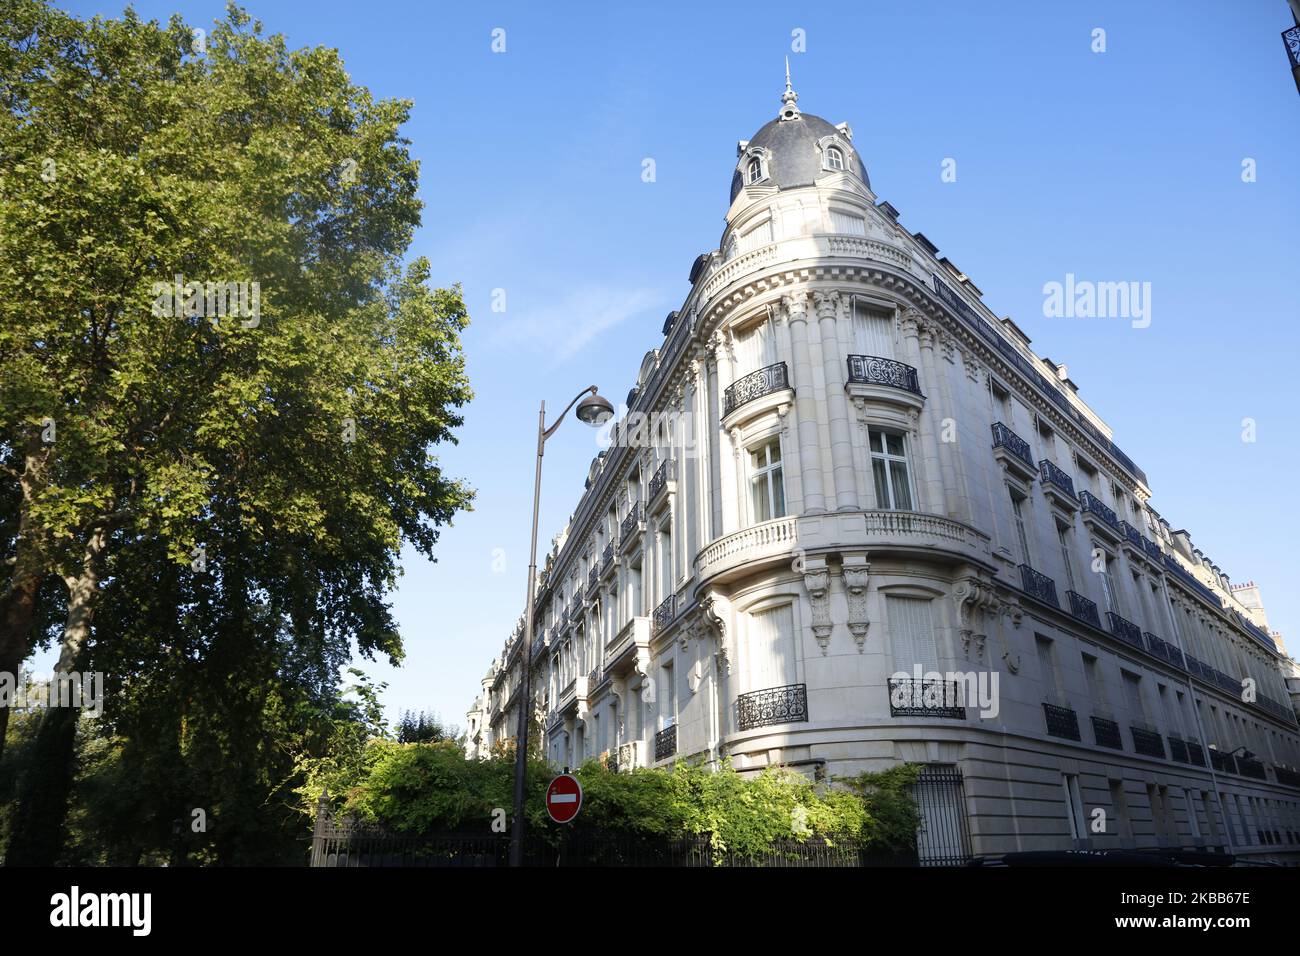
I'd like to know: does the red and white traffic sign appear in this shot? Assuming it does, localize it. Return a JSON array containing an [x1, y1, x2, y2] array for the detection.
[[545, 773, 583, 824]]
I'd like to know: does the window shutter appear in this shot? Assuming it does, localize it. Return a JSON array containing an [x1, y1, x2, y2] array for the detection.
[[749, 604, 797, 689], [887, 595, 937, 671]]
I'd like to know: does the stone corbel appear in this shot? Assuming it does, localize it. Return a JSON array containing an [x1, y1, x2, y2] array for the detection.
[[699, 592, 732, 676], [953, 577, 998, 663], [841, 553, 871, 653], [801, 556, 833, 655]]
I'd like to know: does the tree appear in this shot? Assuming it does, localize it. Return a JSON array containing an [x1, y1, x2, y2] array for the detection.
[[0, 1, 473, 863]]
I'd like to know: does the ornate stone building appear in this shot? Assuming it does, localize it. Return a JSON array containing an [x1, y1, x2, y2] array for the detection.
[[464, 76, 1300, 863]]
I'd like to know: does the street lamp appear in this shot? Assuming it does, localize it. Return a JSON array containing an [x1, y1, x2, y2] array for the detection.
[[510, 385, 615, 867]]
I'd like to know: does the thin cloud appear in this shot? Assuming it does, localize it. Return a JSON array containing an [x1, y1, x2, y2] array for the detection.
[[489, 285, 664, 363]]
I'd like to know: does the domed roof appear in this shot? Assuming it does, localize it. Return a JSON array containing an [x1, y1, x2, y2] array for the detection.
[[730, 65, 868, 202]]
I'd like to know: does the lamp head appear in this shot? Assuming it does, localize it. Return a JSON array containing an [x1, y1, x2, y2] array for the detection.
[[575, 390, 615, 426]]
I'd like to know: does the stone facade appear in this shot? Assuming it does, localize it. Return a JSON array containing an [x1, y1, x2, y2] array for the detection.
[[464, 82, 1300, 863]]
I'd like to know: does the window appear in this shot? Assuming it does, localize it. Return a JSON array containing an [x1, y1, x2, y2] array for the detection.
[[1010, 489, 1032, 565], [1062, 774, 1088, 845], [1083, 653, 1109, 712], [746, 156, 763, 184], [825, 146, 845, 171], [749, 439, 785, 522], [1057, 523, 1077, 590], [852, 303, 894, 357], [660, 661, 676, 730], [886, 595, 937, 672], [1036, 635, 1063, 701], [1096, 546, 1118, 613], [870, 429, 913, 510], [748, 604, 797, 690]]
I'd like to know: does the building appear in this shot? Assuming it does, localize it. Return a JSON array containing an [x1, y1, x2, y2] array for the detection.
[[464, 74, 1300, 863]]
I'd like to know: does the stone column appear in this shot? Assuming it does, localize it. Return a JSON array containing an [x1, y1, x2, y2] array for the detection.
[[784, 290, 826, 514], [711, 332, 741, 534], [916, 320, 958, 519], [815, 290, 859, 511]]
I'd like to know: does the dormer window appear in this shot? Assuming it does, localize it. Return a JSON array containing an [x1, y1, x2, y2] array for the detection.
[[746, 157, 764, 184], [826, 146, 845, 171]]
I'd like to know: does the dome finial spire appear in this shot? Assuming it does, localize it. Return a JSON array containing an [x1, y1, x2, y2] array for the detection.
[[780, 56, 800, 121]]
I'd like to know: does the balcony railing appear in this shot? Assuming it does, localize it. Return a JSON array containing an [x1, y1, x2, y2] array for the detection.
[[654, 724, 677, 762], [1078, 490, 1120, 531], [1274, 766, 1300, 789], [1208, 749, 1236, 774], [1168, 737, 1189, 764], [1018, 563, 1059, 608], [1066, 590, 1101, 629], [1107, 611, 1143, 649], [570, 592, 584, 621], [648, 459, 675, 502], [1091, 716, 1123, 749], [990, 422, 1033, 469], [1284, 24, 1300, 70], [652, 594, 675, 634], [723, 361, 790, 416], [736, 683, 809, 731], [1118, 520, 1148, 553], [1038, 459, 1076, 498], [619, 502, 641, 544], [1238, 757, 1267, 781], [1142, 537, 1163, 562], [601, 543, 614, 572], [887, 678, 966, 719], [1131, 726, 1166, 759], [846, 354, 921, 395], [1042, 702, 1081, 741], [587, 566, 598, 592]]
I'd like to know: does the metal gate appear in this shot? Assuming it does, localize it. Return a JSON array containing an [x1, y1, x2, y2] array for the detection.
[[913, 764, 973, 866]]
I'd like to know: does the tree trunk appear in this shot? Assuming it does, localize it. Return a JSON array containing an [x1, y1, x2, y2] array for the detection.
[[5, 529, 105, 866], [0, 443, 54, 764]]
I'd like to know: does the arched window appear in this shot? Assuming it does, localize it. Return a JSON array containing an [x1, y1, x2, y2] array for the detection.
[[826, 146, 845, 171], [746, 157, 763, 184]]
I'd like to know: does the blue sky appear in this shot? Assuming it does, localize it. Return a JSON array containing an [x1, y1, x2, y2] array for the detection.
[[57, 0, 1300, 728]]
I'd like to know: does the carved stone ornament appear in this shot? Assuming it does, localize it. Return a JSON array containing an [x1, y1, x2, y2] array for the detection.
[[841, 557, 871, 653], [699, 593, 732, 675], [801, 562, 833, 655]]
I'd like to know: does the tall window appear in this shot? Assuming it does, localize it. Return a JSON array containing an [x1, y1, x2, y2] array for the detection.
[[746, 157, 763, 184], [1010, 489, 1032, 564], [825, 146, 845, 170], [1096, 546, 1118, 613], [1057, 523, 1077, 590], [886, 595, 937, 672], [870, 429, 913, 510], [749, 439, 785, 522], [748, 604, 797, 690]]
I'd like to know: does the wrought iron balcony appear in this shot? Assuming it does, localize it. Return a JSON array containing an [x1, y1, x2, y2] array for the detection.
[[1107, 611, 1143, 649], [990, 422, 1034, 469], [570, 592, 584, 620], [1185, 740, 1206, 767], [887, 677, 966, 719], [1274, 765, 1300, 789], [723, 361, 790, 416], [1091, 716, 1123, 750], [587, 566, 598, 592], [1131, 726, 1166, 759], [619, 501, 641, 544], [654, 724, 677, 762], [736, 683, 809, 731], [601, 543, 614, 572], [1142, 537, 1163, 562], [1168, 737, 1189, 764], [1144, 631, 1168, 662], [1209, 749, 1236, 774], [1018, 563, 1059, 608], [1066, 590, 1101, 628], [648, 458, 675, 502], [1284, 23, 1300, 70], [1162, 554, 1222, 608], [1078, 490, 1120, 531], [1118, 520, 1150, 554], [846, 354, 921, 395], [1038, 459, 1076, 499], [1238, 757, 1267, 781], [1042, 702, 1081, 741], [652, 594, 675, 634]]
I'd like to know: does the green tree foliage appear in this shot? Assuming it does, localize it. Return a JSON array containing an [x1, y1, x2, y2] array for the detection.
[[312, 741, 921, 862], [0, 1, 473, 863], [395, 710, 456, 745]]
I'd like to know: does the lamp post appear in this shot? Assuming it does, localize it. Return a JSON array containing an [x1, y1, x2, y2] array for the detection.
[[510, 385, 615, 867]]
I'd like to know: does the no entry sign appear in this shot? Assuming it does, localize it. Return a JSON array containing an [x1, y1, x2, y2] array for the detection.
[[545, 773, 583, 824]]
